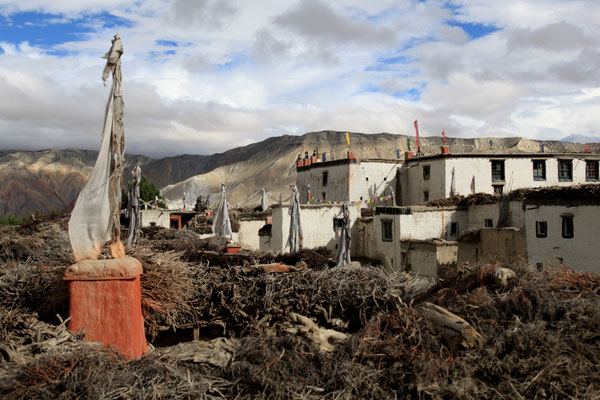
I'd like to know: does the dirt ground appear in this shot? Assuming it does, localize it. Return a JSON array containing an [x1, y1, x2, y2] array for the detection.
[[1, 214, 599, 399]]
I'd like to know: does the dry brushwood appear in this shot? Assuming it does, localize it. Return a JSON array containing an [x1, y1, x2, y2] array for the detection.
[[285, 312, 349, 352], [158, 337, 240, 367], [2, 217, 600, 399], [415, 302, 484, 349]]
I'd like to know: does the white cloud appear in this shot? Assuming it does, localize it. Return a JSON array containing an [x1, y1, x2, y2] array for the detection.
[[0, 0, 599, 158]]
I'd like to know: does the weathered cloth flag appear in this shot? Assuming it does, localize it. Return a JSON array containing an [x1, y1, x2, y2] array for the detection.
[[286, 185, 303, 252], [212, 183, 232, 238], [334, 203, 351, 268], [68, 33, 124, 261], [261, 188, 269, 212]]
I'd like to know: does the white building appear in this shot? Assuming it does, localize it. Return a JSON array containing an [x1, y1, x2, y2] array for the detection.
[[402, 152, 600, 205], [140, 209, 198, 229], [523, 185, 600, 273], [259, 203, 361, 254], [296, 153, 400, 206]]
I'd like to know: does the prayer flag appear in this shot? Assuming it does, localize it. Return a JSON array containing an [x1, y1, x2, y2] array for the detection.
[[414, 120, 421, 152], [345, 132, 350, 145]]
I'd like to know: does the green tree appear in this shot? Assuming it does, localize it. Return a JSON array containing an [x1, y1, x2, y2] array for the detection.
[[122, 175, 164, 209]]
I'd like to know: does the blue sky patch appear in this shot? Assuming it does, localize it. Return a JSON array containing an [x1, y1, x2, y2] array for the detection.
[[0, 11, 134, 51], [394, 87, 422, 101], [216, 53, 250, 72], [449, 21, 499, 39], [156, 39, 178, 47]]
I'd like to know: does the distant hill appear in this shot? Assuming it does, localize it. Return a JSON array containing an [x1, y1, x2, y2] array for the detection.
[[0, 131, 596, 216]]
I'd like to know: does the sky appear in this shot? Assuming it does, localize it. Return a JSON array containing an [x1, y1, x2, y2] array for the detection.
[[0, 0, 599, 157]]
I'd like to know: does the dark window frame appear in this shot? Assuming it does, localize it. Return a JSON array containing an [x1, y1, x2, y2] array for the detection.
[[423, 191, 429, 202], [322, 192, 326, 201], [536, 221, 547, 238], [485, 219, 493, 228], [561, 215, 574, 239], [491, 160, 505, 182], [333, 218, 344, 230], [381, 219, 393, 242], [558, 159, 573, 181], [322, 171, 328, 187], [450, 222, 459, 236], [533, 159, 546, 181], [423, 165, 431, 180], [586, 160, 599, 181]]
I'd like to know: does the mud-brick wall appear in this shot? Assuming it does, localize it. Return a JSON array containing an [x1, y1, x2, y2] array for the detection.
[[457, 227, 526, 265]]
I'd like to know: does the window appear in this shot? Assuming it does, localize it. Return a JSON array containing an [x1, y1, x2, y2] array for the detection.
[[423, 191, 429, 202], [558, 160, 573, 181], [533, 160, 546, 181], [366, 177, 369, 182], [450, 222, 458, 236], [381, 219, 393, 242], [562, 215, 574, 239], [536, 221, 547, 238], [485, 219, 493, 228], [493, 185, 504, 195], [491, 160, 505, 182], [586, 160, 599, 181], [322, 192, 326, 201], [423, 165, 431, 180], [322, 171, 328, 187], [333, 218, 344, 230]]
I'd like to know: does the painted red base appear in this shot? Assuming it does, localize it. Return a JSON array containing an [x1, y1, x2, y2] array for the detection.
[[441, 145, 450, 154], [64, 257, 148, 359], [226, 246, 241, 254], [405, 151, 414, 161]]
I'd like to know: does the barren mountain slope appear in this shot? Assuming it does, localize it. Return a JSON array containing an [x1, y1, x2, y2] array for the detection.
[[160, 131, 592, 207], [0, 132, 593, 216], [0, 149, 151, 216]]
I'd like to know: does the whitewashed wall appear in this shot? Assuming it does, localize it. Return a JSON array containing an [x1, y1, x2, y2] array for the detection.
[[525, 205, 600, 273], [297, 162, 351, 204], [398, 207, 468, 241], [350, 161, 400, 205], [365, 207, 466, 270], [404, 158, 446, 205], [265, 204, 361, 254], [238, 219, 266, 250], [140, 210, 171, 228], [297, 160, 400, 205], [404, 155, 600, 205]]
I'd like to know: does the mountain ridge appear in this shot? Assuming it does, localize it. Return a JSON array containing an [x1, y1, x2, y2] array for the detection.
[[0, 131, 597, 216]]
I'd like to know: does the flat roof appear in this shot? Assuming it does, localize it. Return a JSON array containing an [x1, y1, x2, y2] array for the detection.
[[297, 157, 402, 171], [405, 152, 600, 163]]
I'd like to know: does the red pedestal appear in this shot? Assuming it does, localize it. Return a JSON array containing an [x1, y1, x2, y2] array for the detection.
[[441, 145, 450, 154], [64, 257, 147, 359], [226, 245, 242, 254], [347, 151, 355, 159], [297, 160, 303, 168], [405, 151, 414, 161]]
